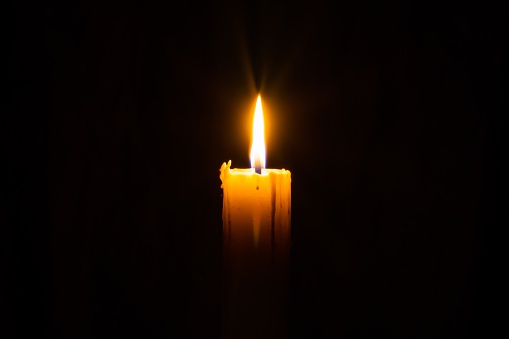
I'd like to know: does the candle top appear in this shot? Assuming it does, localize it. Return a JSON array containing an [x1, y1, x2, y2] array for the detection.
[[220, 160, 290, 187]]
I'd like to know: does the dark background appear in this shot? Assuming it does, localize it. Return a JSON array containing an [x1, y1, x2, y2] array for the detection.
[[2, 0, 505, 338]]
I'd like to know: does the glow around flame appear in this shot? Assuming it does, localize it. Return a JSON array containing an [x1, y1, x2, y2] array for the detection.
[[250, 95, 266, 169]]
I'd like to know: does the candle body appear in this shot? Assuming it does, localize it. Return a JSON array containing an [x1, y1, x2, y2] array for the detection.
[[220, 160, 291, 339]]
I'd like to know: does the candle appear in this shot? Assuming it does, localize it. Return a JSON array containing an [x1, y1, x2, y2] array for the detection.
[[220, 96, 291, 338]]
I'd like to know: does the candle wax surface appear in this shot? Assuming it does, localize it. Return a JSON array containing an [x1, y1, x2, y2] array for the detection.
[[220, 160, 291, 252]]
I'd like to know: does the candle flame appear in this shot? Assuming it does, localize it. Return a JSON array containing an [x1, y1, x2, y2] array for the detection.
[[250, 95, 266, 170]]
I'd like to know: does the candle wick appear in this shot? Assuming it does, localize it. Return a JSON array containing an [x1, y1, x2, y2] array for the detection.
[[254, 158, 262, 174]]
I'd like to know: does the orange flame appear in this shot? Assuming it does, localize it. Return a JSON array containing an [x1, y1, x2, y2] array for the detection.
[[250, 95, 266, 171]]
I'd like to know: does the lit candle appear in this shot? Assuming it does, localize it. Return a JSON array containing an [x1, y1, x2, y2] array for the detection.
[[220, 95, 291, 338]]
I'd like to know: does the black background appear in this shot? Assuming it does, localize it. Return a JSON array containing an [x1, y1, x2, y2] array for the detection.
[[2, 1, 505, 338]]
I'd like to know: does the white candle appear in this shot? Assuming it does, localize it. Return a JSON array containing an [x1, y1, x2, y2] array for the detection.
[[220, 96, 291, 338]]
